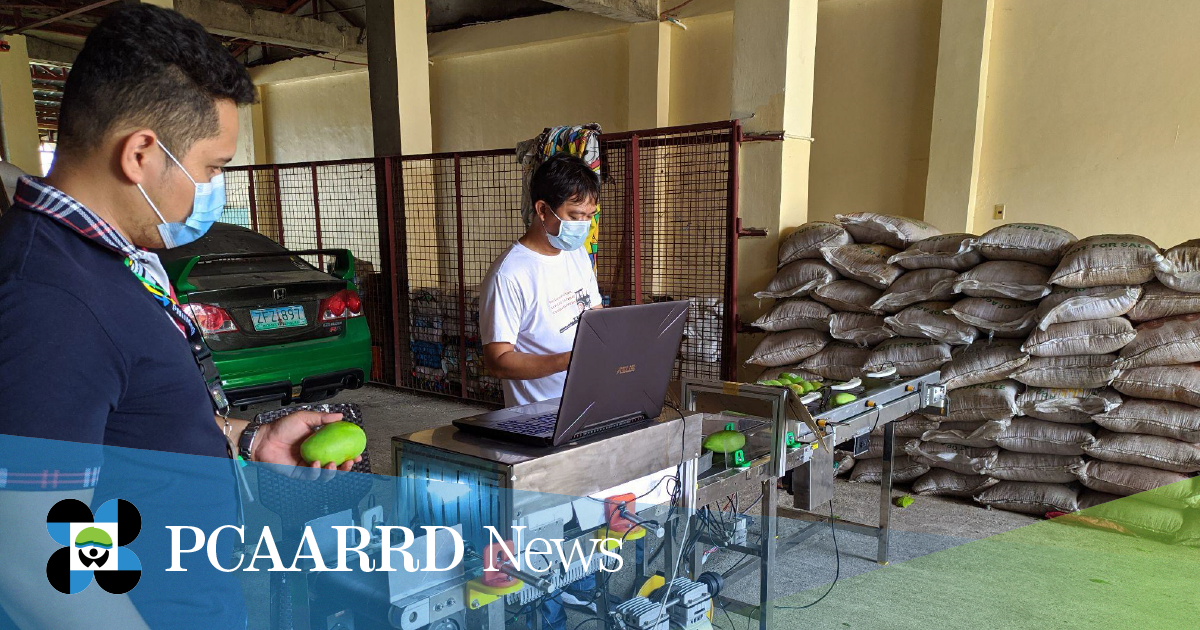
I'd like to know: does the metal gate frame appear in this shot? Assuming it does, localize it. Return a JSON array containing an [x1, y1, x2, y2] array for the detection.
[[224, 120, 742, 406]]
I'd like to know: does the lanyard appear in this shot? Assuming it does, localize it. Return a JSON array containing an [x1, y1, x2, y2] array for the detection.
[[125, 258, 231, 418]]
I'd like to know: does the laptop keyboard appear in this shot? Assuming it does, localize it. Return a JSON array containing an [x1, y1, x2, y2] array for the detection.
[[495, 413, 558, 436]]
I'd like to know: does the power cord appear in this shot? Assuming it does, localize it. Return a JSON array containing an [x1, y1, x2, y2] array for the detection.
[[774, 499, 840, 610]]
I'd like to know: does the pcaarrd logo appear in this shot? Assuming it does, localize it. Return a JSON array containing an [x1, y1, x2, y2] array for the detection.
[[45, 498, 142, 594]]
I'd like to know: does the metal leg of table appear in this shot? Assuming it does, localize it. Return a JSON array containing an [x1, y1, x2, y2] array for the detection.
[[758, 478, 777, 630], [878, 420, 895, 565]]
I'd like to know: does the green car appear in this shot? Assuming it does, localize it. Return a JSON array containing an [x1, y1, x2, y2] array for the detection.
[[158, 223, 372, 408]]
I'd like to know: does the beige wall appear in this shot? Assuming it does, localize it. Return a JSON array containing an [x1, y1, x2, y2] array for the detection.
[[668, 11, 734, 126], [259, 70, 374, 164], [429, 31, 630, 153], [807, 0, 942, 224], [973, 0, 1200, 248]]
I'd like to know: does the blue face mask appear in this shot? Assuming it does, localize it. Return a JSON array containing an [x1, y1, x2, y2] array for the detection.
[[545, 209, 591, 252], [137, 140, 226, 249]]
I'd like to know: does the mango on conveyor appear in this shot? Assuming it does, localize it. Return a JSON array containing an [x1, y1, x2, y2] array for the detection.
[[703, 430, 747, 454], [300, 421, 367, 466], [831, 392, 858, 407]]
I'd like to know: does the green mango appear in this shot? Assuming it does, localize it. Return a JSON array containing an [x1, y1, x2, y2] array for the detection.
[[779, 373, 801, 384], [300, 421, 367, 466], [761, 380, 784, 387], [703, 430, 747, 454], [831, 393, 858, 407], [799, 381, 816, 394]]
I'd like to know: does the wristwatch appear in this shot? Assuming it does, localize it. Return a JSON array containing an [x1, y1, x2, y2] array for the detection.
[[238, 421, 262, 461]]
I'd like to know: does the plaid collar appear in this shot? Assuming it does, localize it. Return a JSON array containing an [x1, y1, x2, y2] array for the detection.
[[12, 176, 155, 277]]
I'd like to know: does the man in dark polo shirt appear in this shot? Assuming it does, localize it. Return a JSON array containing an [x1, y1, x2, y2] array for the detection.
[[0, 6, 359, 629]]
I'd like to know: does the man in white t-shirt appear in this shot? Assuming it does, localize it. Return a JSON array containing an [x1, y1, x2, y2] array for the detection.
[[479, 153, 603, 628], [481, 153, 603, 408]]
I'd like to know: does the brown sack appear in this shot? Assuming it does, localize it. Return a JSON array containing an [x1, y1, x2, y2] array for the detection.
[[863, 337, 952, 377], [871, 268, 959, 313], [921, 419, 1009, 448], [810, 280, 883, 314], [799, 342, 871, 381], [849, 456, 929, 484], [1156, 238, 1200, 293], [1127, 281, 1200, 322], [1093, 398, 1200, 442], [888, 233, 984, 271], [829, 313, 895, 347], [974, 481, 1080, 515], [984, 452, 1084, 484], [885, 302, 979, 346], [778, 221, 854, 267], [835, 212, 941, 249], [912, 470, 999, 497], [1077, 490, 1123, 510], [939, 340, 1029, 390], [977, 223, 1077, 266], [1113, 364, 1200, 407], [904, 441, 998, 475], [754, 259, 839, 299], [1036, 285, 1142, 330], [1116, 314, 1200, 369], [871, 413, 942, 438], [1074, 460, 1192, 507], [1011, 354, 1119, 389], [756, 366, 823, 383], [947, 297, 1038, 337], [946, 379, 1022, 421], [994, 417, 1096, 456], [951, 261, 1053, 301], [751, 299, 834, 332], [1020, 318, 1136, 357], [1017, 387, 1122, 424], [821, 244, 904, 290], [1084, 430, 1200, 474], [745, 329, 830, 367], [1050, 234, 1167, 288]]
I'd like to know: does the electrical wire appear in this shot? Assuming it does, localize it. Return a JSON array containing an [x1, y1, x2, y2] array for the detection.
[[570, 617, 606, 630], [774, 499, 840, 610]]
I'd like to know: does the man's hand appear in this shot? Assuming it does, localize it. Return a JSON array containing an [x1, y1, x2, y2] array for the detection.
[[253, 411, 362, 474]]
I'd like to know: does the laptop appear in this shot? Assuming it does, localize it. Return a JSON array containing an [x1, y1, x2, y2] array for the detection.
[[453, 300, 690, 447]]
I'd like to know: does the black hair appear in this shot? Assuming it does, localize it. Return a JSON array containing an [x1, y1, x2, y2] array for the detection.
[[57, 4, 257, 159], [530, 153, 601, 211]]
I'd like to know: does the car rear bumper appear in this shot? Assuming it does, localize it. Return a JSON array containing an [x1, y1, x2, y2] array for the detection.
[[213, 319, 372, 406]]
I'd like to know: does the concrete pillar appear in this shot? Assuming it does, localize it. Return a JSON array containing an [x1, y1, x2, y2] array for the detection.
[[0, 35, 41, 174], [627, 21, 671, 129], [365, 0, 433, 156], [731, 0, 819, 369], [923, 0, 995, 234]]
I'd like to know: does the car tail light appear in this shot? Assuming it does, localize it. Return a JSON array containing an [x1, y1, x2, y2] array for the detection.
[[184, 303, 238, 335], [320, 290, 363, 322]]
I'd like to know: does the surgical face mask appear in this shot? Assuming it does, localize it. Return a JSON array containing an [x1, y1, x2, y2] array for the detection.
[[137, 140, 226, 249], [544, 209, 591, 252]]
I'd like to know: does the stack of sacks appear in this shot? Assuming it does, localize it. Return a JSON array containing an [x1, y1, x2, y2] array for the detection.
[[844, 413, 942, 484], [975, 234, 1170, 515], [819, 213, 947, 375], [746, 222, 844, 374], [1070, 239, 1200, 534]]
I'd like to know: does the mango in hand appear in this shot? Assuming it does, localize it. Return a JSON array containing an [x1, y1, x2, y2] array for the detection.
[[300, 421, 367, 466]]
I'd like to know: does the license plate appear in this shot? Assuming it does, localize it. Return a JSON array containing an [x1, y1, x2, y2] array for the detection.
[[251, 305, 307, 331]]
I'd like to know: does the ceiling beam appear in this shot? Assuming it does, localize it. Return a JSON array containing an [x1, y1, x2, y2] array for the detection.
[[1, 0, 119, 35], [539, 0, 657, 22], [25, 36, 79, 65], [174, 0, 365, 58]]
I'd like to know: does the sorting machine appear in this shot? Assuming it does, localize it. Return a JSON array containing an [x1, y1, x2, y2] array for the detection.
[[297, 371, 946, 630]]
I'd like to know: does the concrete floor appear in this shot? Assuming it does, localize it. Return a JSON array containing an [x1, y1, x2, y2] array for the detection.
[[239, 384, 1053, 629]]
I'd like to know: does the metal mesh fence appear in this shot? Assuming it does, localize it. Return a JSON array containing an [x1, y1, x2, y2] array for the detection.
[[223, 121, 739, 405]]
